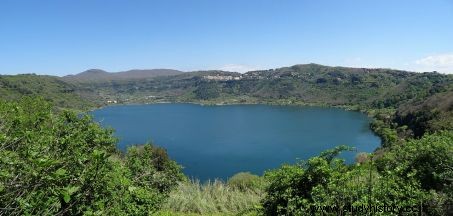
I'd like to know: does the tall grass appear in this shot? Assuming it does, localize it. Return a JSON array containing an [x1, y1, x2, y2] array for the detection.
[[161, 179, 264, 215]]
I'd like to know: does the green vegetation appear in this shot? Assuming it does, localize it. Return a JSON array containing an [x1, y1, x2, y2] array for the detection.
[[262, 136, 452, 215], [64, 64, 451, 106], [0, 98, 183, 215], [0, 74, 97, 110], [1, 64, 452, 215], [227, 172, 266, 192], [161, 180, 262, 215]]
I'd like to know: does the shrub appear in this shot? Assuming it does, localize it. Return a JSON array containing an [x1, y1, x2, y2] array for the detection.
[[125, 144, 186, 194], [355, 152, 369, 164], [262, 146, 351, 215], [0, 97, 184, 215], [227, 172, 265, 191], [262, 133, 453, 216]]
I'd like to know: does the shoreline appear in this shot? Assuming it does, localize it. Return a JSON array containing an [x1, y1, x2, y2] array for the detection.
[[88, 98, 384, 153]]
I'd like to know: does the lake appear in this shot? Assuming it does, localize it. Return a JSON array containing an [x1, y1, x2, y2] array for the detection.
[[92, 103, 380, 181]]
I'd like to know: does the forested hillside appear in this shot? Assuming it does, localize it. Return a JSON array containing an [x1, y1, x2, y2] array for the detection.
[[0, 74, 96, 110], [65, 64, 451, 106]]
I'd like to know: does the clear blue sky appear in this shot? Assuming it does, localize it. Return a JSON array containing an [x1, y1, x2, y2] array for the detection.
[[1, 0, 453, 75]]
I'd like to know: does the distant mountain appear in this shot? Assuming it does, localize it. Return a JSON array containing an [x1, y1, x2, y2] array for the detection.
[[63, 69, 183, 82]]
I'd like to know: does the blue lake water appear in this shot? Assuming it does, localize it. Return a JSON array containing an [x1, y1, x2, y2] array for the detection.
[[92, 104, 380, 181]]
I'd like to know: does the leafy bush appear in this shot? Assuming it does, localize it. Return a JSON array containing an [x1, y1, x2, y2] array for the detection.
[[375, 131, 453, 215], [0, 97, 184, 215], [262, 146, 351, 215], [262, 133, 453, 215], [227, 172, 265, 191], [125, 144, 186, 194]]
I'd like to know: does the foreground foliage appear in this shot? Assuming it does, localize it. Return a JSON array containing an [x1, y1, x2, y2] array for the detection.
[[262, 132, 453, 215], [162, 180, 263, 215], [0, 98, 183, 215]]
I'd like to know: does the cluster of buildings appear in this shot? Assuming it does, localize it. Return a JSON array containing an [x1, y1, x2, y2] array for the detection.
[[203, 75, 243, 81]]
